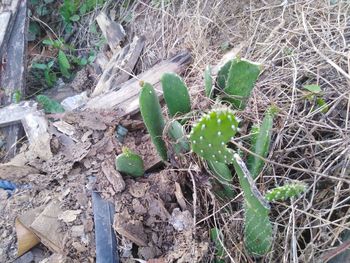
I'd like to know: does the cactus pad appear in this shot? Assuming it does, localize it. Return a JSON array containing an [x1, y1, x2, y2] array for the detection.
[[161, 73, 191, 117], [204, 65, 213, 98], [265, 181, 307, 202], [115, 147, 144, 177], [224, 59, 261, 110], [167, 120, 190, 154], [189, 109, 240, 163]]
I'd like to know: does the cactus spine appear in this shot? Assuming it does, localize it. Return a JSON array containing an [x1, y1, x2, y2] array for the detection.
[[115, 147, 144, 177], [161, 73, 191, 117], [139, 82, 168, 161], [247, 106, 278, 179]]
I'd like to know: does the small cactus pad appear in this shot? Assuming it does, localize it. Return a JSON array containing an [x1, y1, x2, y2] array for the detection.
[[208, 160, 235, 199], [265, 181, 307, 202], [115, 147, 144, 177], [161, 73, 191, 117], [139, 82, 168, 161], [210, 227, 225, 263], [247, 106, 278, 179], [167, 120, 190, 154], [189, 109, 240, 163], [204, 65, 213, 98], [224, 59, 261, 110], [216, 60, 232, 90]]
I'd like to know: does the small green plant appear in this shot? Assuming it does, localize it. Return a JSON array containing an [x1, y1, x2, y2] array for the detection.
[[211, 58, 261, 110], [247, 106, 278, 179], [36, 95, 65, 113], [139, 81, 168, 161], [210, 227, 225, 263], [115, 147, 144, 177], [12, 90, 22, 103], [265, 181, 307, 202], [167, 120, 190, 155], [161, 73, 191, 117], [204, 65, 213, 98], [32, 60, 57, 87], [303, 84, 329, 113], [207, 160, 235, 199]]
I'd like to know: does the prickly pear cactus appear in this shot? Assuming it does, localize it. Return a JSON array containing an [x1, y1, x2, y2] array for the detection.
[[232, 153, 272, 256], [204, 65, 213, 98], [161, 73, 191, 117], [139, 82, 168, 161], [115, 147, 144, 177], [216, 60, 232, 90], [208, 160, 235, 199], [247, 106, 278, 179], [265, 181, 307, 202], [189, 109, 240, 163], [167, 120, 190, 154], [224, 58, 261, 110]]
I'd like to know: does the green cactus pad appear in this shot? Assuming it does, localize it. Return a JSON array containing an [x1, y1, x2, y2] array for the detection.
[[204, 65, 213, 98], [224, 59, 261, 110], [216, 60, 232, 90], [36, 95, 65, 113], [247, 106, 278, 179], [161, 73, 191, 117], [115, 148, 144, 177], [167, 120, 190, 154], [189, 109, 240, 163], [208, 160, 235, 199], [210, 227, 225, 263], [139, 82, 168, 161], [265, 181, 307, 202], [232, 153, 272, 256]]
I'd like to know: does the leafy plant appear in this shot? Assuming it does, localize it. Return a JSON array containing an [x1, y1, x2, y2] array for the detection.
[[32, 60, 57, 87], [115, 147, 144, 177], [210, 227, 225, 263], [303, 84, 329, 113], [36, 95, 65, 113], [167, 120, 190, 155]]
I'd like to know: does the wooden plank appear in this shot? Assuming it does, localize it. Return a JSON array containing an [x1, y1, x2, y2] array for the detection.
[[0, 0, 28, 159], [0, 101, 37, 127], [85, 51, 192, 115], [96, 12, 126, 52], [0, 0, 21, 59], [91, 35, 145, 97]]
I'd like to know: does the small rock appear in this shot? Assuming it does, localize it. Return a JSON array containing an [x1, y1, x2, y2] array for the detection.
[[169, 208, 193, 231], [71, 225, 84, 237], [58, 210, 82, 223]]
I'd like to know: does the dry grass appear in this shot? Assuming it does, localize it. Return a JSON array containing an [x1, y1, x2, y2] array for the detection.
[[116, 0, 350, 262]]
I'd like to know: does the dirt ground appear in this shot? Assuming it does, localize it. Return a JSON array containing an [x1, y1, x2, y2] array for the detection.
[[1, 0, 350, 262]]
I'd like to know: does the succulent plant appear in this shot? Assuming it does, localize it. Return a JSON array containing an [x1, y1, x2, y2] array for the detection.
[[207, 160, 235, 199], [115, 147, 144, 177], [265, 181, 307, 202], [224, 58, 261, 109], [161, 73, 191, 117], [216, 60, 232, 90], [167, 120, 190, 155], [139, 81, 168, 161], [189, 109, 240, 163], [247, 106, 278, 179], [210, 227, 225, 263], [204, 65, 213, 98]]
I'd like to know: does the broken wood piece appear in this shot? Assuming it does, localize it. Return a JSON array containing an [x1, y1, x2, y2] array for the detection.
[[101, 159, 125, 193], [22, 112, 52, 161], [91, 35, 145, 97], [86, 51, 192, 116], [0, 0, 21, 59], [0, 0, 28, 159], [0, 101, 37, 127], [96, 12, 125, 52], [0, 164, 39, 181], [29, 200, 64, 254], [52, 121, 76, 137], [60, 91, 89, 111]]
